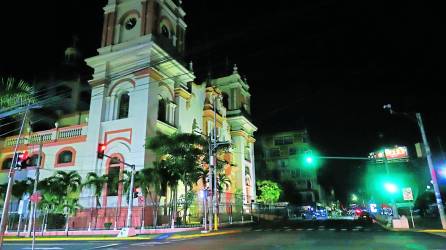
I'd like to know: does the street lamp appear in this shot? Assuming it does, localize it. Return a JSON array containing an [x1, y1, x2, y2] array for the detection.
[[383, 104, 446, 229]]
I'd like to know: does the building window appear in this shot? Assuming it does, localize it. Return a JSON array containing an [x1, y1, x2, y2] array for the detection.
[[289, 147, 297, 155], [107, 166, 120, 196], [274, 136, 293, 146], [270, 148, 280, 158], [58, 151, 73, 164], [158, 99, 166, 122], [29, 154, 42, 167], [118, 92, 130, 119], [161, 25, 169, 38], [54, 147, 76, 167], [1, 157, 13, 170]]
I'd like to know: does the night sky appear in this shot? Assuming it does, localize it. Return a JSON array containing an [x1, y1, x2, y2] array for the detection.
[[1, 1, 445, 203]]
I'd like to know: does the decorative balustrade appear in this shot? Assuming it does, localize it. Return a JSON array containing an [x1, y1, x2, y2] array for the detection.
[[3, 125, 87, 148]]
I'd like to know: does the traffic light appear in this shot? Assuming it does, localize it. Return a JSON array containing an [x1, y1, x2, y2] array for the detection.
[[384, 182, 398, 193], [302, 150, 315, 167], [16, 151, 30, 169], [97, 143, 106, 159]]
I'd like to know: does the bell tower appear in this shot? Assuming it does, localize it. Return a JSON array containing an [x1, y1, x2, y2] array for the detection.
[[212, 65, 257, 204], [84, 0, 194, 182], [100, 0, 187, 55]]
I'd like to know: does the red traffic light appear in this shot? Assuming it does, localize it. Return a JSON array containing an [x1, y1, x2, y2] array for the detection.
[[97, 143, 106, 159], [16, 151, 30, 169], [19, 151, 29, 161]]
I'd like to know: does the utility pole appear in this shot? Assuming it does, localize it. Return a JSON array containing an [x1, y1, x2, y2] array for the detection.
[[213, 94, 218, 231], [126, 164, 136, 228], [30, 136, 43, 250], [28, 135, 43, 237], [382, 104, 446, 229], [0, 107, 29, 248], [416, 113, 446, 229]]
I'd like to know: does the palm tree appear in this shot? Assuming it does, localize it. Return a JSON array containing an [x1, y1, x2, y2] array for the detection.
[[63, 198, 81, 236], [146, 133, 207, 226], [12, 178, 34, 199], [0, 77, 36, 111], [52, 171, 82, 198], [82, 172, 108, 229], [138, 163, 169, 227]]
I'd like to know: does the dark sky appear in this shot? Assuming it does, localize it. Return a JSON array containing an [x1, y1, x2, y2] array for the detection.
[[1, 1, 445, 203]]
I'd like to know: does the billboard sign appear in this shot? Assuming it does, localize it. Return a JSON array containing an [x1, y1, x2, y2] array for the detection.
[[402, 187, 414, 201], [369, 146, 409, 161]]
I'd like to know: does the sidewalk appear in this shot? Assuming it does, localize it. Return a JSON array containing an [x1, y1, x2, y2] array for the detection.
[[3, 222, 250, 242], [374, 215, 446, 238]]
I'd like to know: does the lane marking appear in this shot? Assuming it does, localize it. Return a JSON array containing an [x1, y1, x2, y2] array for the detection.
[[306, 228, 314, 231], [352, 229, 359, 231], [89, 244, 119, 249], [22, 248, 63, 250], [329, 228, 336, 231], [286, 229, 292, 231], [341, 228, 348, 231]]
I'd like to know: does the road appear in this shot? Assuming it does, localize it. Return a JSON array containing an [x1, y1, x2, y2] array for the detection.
[[4, 219, 446, 250]]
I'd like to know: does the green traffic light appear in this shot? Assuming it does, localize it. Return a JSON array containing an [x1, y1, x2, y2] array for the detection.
[[305, 156, 313, 164], [384, 182, 397, 193]]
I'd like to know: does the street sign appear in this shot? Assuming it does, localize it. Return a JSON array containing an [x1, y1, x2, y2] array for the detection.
[[402, 187, 413, 201], [30, 192, 42, 203]]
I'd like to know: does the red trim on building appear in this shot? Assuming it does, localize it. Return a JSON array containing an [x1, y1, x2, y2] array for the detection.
[[104, 128, 132, 145], [54, 146, 77, 168], [107, 79, 136, 97]]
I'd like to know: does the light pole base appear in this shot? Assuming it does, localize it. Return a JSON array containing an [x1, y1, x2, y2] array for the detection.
[[117, 227, 136, 238]]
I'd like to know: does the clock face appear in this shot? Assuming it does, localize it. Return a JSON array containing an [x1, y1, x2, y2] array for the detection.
[[125, 17, 137, 30]]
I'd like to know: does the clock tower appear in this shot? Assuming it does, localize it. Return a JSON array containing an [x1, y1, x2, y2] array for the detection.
[[100, 0, 187, 55], [83, 0, 194, 191]]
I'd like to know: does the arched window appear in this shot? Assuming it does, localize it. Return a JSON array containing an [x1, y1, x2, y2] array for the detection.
[[222, 93, 229, 109], [58, 151, 73, 164], [30, 153, 43, 167], [1, 157, 13, 170], [161, 25, 170, 38], [118, 92, 130, 119], [107, 157, 121, 196], [158, 99, 166, 122], [54, 147, 76, 168]]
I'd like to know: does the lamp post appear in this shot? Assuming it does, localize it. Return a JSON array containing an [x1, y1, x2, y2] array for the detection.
[[383, 104, 446, 229]]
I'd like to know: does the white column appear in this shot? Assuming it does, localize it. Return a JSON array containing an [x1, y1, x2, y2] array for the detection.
[[168, 102, 177, 125], [104, 96, 111, 121], [249, 142, 256, 201]]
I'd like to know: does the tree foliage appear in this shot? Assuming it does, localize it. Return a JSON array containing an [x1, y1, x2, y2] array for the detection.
[[256, 180, 282, 204], [0, 77, 36, 110]]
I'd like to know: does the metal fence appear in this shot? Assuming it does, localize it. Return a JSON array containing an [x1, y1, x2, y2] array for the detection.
[[0, 192, 259, 233]]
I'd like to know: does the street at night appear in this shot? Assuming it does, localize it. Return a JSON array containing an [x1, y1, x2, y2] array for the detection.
[[3, 220, 446, 250], [1, 0, 446, 249]]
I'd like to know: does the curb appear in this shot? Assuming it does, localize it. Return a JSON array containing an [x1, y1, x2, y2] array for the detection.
[[4, 236, 155, 242], [170, 230, 241, 239], [4, 229, 243, 242]]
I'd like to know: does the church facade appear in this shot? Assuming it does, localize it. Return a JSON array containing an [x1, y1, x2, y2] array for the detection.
[[0, 0, 257, 227]]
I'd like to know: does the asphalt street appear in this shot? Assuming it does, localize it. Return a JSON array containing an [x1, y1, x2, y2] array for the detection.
[[3, 220, 446, 250]]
